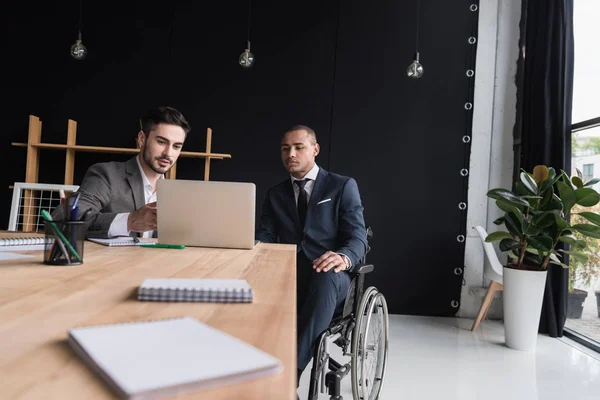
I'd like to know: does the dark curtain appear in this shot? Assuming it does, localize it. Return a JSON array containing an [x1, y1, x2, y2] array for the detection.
[[514, 0, 574, 337]]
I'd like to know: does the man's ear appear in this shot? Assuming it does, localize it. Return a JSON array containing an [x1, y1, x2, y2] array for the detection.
[[136, 131, 145, 150], [314, 143, 321, 157]]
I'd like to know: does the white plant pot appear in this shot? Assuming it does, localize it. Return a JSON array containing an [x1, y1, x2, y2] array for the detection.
[[503, 266, 548, 351]]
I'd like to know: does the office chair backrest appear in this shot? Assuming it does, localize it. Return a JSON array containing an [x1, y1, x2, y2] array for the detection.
[[474, 225, 504, 285]]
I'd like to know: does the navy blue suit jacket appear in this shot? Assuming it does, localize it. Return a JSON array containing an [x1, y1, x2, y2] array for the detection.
[[256, 168, 367, 267]]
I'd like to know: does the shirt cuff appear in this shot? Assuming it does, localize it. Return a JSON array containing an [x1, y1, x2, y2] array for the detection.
[[336, 252, 352, 269], [108, 212, 131, 237]]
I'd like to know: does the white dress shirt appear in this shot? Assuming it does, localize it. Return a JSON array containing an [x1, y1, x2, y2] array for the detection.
[[290, 163, 320, 204], [107, 156, 161, 238], [290, 163, 351, 269]]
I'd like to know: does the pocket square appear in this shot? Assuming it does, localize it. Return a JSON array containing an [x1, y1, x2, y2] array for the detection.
[[317, 198, 332, 205]]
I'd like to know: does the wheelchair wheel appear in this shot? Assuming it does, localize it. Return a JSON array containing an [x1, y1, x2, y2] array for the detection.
[[351, 287, 389, 400]]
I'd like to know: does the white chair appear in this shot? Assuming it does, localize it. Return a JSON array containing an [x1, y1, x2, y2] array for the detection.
[[471, 225, 504, 331]]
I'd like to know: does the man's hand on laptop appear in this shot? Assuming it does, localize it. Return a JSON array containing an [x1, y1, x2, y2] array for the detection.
[[127, 202, 157, 233]]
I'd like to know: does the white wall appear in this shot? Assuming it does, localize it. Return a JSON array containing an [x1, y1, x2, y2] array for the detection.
[[458, 0, 521, 318]]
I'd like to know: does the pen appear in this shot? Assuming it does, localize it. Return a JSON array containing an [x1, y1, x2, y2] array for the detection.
[[71, 192, 81, 210], [41, 210, 82, 262], [140, 243, 185, 249]]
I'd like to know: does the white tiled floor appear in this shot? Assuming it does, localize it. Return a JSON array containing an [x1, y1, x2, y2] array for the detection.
[[298, 315, 600, 399]]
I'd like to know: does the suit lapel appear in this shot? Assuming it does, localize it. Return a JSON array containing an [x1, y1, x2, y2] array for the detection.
[[305, 168, 330, 232], [125, 156, 145, 210]]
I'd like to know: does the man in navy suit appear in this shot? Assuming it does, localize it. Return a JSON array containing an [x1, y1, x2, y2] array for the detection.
[[256, 125, 367, 385]]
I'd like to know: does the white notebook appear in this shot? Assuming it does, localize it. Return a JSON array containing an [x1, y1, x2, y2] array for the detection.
[[68, 317, 282, 400], [0, 236, 51, 252], [88, 237, 155, 247], [138, 278, 253, 303]]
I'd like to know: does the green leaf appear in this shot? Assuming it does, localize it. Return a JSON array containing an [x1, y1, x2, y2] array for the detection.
[[485, 231, 514, 242], [554, 213, 570, 231], [584, 178, 600, 187], [556, 181, 577, 214], [572, 176, 584, 189], [574, 188, 600, 207], [505, 212, 523, 236], [499, 239, 522, 252], [507, 250, 519, 260], [577, 212, 600, 227], [571, 224, 600, 239], [515, 182, 534, 196], [559, 249, 589, 263], [540, 186, 554, 206], [558, 235, 586, 250], [540, 170, 561, 193], [493, 216, 505, 225], [526, 236, 553, 252], [520, 171, 539, 195], [496, 199, 524, 222], [524, 223, 541, 236], [521, 196, 544, 200], [560, 170, 574, 188], [532, 212, 555, 229], [546, 194, 564, 211], [487, 189, 530, 207]]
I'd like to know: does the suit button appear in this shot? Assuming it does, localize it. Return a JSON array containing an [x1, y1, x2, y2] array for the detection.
[[300, 240, 306, 246]]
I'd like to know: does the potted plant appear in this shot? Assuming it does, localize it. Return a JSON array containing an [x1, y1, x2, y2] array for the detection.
[[567, 203, 600, 318], [485, 165, 600, 350]]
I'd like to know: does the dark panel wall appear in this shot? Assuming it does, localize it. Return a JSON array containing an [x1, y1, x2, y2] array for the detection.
[[329, 1, 476, 315], [0, 0, 477, 315]]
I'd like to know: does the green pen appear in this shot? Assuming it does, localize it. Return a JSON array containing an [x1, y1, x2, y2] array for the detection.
[[140, 243, 185, 249], [40, 210, 82, 262]]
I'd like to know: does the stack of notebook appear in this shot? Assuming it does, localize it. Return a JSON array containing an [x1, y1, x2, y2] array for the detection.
[[0, 236, 52, 251], [137, 278, 254, 303], [88, 237, 154, 247], [67, 317, 281, 399]]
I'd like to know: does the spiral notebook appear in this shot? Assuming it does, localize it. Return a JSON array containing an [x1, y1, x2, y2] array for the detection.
[[88, 237, 155, 247], [138, 278, 253, 303], [0, 236, 52, 251], [67, 317, 282, 400]]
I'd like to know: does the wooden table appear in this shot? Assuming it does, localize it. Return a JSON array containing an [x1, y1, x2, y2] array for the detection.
[[0, 234, 296, 400]]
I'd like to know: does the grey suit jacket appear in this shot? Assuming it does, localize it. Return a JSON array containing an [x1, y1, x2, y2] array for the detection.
[[52, 156, 145, 238]]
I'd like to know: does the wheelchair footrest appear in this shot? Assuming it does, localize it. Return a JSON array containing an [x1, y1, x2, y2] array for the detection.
[[326, 363, 351, 398]]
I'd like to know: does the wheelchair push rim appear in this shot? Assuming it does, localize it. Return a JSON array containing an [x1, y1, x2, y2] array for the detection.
[[351, 287, 389, 400]]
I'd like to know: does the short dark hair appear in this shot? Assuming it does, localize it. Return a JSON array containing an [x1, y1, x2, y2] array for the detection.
[[284, 124, 317, 144], [140, 106, 191, 136]]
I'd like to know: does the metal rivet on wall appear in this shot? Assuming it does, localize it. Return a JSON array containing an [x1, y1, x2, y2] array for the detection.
[[451, 300, 460, 308], [460, 168, 469, 176], [468, 37, 477, 44], [457, 235, 465, 243], [464, 102, 473, 110], [458, 202, 467, 210], [466, 69, 474, 77], [454, 267, 463, 275], [462, 135, 471, 143], [470, 4, 478, 12]]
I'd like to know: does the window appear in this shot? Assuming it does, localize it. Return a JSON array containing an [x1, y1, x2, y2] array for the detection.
[[583, 163, 594, 180], [566, 0, 600, 351]]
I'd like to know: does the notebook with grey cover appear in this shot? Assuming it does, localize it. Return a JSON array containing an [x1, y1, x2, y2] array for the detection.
[[67, 317, 282, 400], [137, 278, 253, 303]]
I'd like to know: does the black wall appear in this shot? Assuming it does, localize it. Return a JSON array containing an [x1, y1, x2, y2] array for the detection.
[[1, 0, 478, 315]]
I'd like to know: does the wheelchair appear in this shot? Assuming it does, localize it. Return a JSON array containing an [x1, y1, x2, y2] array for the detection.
[[307, 227, 389, 400]]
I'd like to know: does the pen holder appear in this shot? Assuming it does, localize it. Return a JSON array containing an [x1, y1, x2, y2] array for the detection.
[[43, 220, 85, 266]]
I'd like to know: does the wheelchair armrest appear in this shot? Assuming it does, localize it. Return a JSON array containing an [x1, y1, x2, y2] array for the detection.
[[350, 263, 374, 274]]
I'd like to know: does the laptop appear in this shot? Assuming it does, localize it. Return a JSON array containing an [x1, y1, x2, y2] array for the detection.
[[156, 179, 257, 250]]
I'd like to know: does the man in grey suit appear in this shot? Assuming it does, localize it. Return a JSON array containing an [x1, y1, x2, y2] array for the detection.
[[256, 125, 367, 387], [53, 106, 190, 238]]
